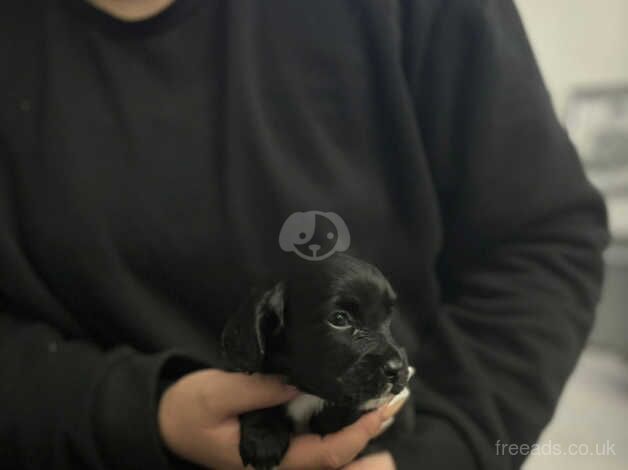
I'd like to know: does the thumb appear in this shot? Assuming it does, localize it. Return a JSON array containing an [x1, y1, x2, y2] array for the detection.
[[211, 371, 300, 417], [280, 410, 386, 469]]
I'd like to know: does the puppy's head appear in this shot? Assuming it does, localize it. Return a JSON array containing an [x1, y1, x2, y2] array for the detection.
[[221, 254, 411, 405]]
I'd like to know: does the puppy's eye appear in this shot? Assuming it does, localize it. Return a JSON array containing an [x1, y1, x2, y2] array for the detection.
[[328, 310, 352, 329]]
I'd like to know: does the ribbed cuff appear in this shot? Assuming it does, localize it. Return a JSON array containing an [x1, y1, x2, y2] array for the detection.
[[93, 349, 209, 470]]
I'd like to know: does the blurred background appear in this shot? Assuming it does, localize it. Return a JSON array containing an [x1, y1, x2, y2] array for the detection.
[[514, 1, 627, 469]]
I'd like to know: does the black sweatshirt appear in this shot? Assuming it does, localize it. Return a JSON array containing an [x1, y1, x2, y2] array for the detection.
[[0, 1, 609, 469]]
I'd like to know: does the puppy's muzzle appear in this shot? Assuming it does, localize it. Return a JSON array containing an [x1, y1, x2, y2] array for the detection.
[[383, 357, 406, 394]]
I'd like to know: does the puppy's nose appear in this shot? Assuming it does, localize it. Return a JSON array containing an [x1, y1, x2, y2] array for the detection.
[[383, 358, 404, 381], [308, 243, 321, 254]]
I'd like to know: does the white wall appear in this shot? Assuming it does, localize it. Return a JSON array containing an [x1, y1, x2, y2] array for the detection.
[[515, 0, 628, 117], [515, 0, 628, 239], [514, 1, 628, 357]]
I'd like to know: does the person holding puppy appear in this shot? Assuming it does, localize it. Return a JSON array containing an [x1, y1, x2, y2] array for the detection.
[[0, 0, 608, 469]]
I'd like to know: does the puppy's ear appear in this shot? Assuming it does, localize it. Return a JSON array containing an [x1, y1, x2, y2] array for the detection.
[[221, 282, 285, 372]]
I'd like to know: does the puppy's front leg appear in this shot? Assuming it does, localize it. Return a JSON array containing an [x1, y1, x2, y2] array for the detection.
[[239, 406, 293, 470]]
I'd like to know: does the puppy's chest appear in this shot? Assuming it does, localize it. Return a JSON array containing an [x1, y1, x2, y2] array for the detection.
[[284, 394, 367, 436], [284, 394, 327, 433]]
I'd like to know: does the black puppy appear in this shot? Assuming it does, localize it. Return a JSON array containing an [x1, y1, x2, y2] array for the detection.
[[221, 254, 415, 470]]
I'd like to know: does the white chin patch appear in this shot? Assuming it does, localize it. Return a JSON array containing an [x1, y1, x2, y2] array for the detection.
[[358, 366, 415, 411], [359, 394, 394, 411], [360, 385, 410, 411], [287, 367, 416, 429], [359, 383, 394, 411], [286, 393, 326, 433]]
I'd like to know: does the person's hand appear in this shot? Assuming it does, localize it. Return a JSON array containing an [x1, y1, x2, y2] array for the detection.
[[344, 452, 396, 469], [158, 369, 299, 469], [278, 389, 408, 470], [158, 369, 408, 469], [276, 411, 394, 470]]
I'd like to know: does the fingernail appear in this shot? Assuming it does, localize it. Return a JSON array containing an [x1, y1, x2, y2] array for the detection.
[[382, 387, 409, 419], [378, 417, 395, 433]]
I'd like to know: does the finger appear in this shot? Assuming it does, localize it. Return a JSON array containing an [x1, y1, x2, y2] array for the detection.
[[200, 420, 247, 469], [380, 387, 410, 420], [343, 452, 396, 470], [281, 410, 385, 469], [209, 371, 300, 416], [373, 417, 394, 438]]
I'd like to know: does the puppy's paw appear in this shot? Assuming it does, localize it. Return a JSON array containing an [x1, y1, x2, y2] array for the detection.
[[239, 429, 289, 470], [239, 408, 292, 470]]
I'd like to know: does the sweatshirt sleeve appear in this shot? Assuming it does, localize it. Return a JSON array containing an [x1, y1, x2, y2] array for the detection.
[[387, 0, 610, 469], [0, 310, 207, 470]]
